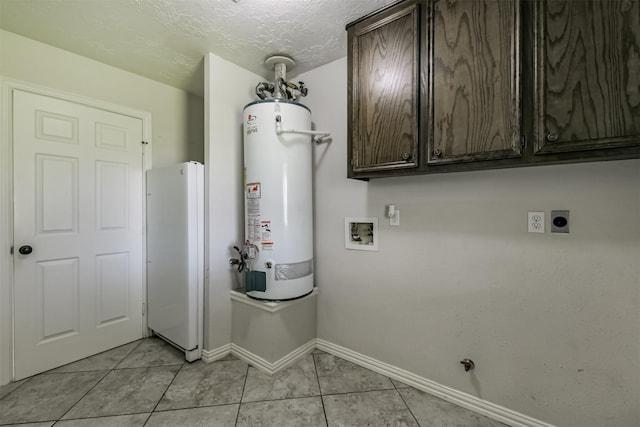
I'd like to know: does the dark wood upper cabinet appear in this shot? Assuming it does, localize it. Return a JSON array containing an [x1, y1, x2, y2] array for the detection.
[[346, 0, 639, 179], [430, 0, 521, 164], [534, 0, 640, 154], [347, 1, 421, 175]]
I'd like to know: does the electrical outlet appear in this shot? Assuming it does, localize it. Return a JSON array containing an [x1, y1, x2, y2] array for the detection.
[[550, 210, 569, 233], [528, 211, 544, 233], [390, 210, 400, 226]]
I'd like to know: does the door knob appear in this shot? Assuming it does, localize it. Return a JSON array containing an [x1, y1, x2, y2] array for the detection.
[[18, 245, 33, 255]]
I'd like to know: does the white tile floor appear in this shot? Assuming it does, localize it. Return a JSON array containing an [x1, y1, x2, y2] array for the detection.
[[0, 337, 507, 426]]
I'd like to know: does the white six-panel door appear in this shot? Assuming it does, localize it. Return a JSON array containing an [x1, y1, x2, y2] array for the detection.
[[12, 89, 145, 380]]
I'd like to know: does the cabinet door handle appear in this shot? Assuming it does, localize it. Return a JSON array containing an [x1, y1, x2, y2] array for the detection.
[[546, 132, 559, 142], [401, 152, 412, 161], [433, 148, 443, 157]]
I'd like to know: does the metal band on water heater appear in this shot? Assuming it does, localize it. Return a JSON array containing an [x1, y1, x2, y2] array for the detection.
[[275, 259, 313, 281]]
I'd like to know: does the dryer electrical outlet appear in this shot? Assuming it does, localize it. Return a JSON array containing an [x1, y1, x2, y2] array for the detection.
[[551, 210, 570, 233]]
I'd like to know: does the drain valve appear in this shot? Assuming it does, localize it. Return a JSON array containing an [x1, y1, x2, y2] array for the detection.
[[460, 359, 475, 372]]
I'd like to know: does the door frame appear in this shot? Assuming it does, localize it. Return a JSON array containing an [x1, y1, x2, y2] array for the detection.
[[0, 77, 153, 385]]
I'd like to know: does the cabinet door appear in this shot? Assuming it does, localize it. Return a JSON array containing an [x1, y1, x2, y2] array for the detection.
[[349, 1, 420, 174], [430, 0, 521, 164], [535, 0, 640, 154]]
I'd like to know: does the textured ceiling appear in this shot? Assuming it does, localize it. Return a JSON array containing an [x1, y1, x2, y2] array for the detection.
[[0, 0, 396, 96]]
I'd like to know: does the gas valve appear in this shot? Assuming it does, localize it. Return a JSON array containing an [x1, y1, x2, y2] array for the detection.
[[460, 359, 475, 372]]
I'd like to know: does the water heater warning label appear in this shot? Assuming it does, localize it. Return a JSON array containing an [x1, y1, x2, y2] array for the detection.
[[246, 182, 261, 242], [261, 220, 271, 241], [248, 216, 260, 242]]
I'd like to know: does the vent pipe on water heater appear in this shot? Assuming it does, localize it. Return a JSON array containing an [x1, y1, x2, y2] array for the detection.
[[229, 55, 330, 301], [254, 55, 311, 103]]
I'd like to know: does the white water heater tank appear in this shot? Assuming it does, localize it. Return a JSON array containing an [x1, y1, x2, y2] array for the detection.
[[243, 99, 313, 300]]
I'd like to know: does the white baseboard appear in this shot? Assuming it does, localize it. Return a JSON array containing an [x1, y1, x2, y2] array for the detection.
[[316, 339, 555, 427], [203, 338, 553, 427], [201, 340, 315, 376], [201, 343, 232, 363], [231, 339, 316, 375]]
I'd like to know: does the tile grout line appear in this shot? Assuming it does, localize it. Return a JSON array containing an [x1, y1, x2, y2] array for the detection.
[[321, 387, 401, 397], [51, 410, 153, 426], [238, 391, 323, 405], [56, 338, 181, 426], [112, 339, 145, 370], [146, 361, 187, 417], [55, 367, 112, 423], [55, 338, 147, 424], [234, 362, 251, 427], [312, 352, 329, 427], [141, 412, 153, 426], [150, 400, 251, 413], [141, 358, 188, 427], [112, 363, 185, 371], [0, 339, 143, 403], [0, 377, 31, 402], [393, 380, 422, 427]]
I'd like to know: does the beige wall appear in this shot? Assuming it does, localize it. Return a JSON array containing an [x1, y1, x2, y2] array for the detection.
[[0, 30, 203, 167], [300, 58, 640, 427], [204, 53, 261, 350], [232, 296, 317, 363], [187, 93, 205, 163]]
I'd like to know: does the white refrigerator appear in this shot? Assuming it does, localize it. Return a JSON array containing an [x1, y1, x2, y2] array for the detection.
[[146, 162, 204, 361]]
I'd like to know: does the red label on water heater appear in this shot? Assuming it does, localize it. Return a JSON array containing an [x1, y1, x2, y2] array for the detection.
[[246, 182, 261, 198]]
